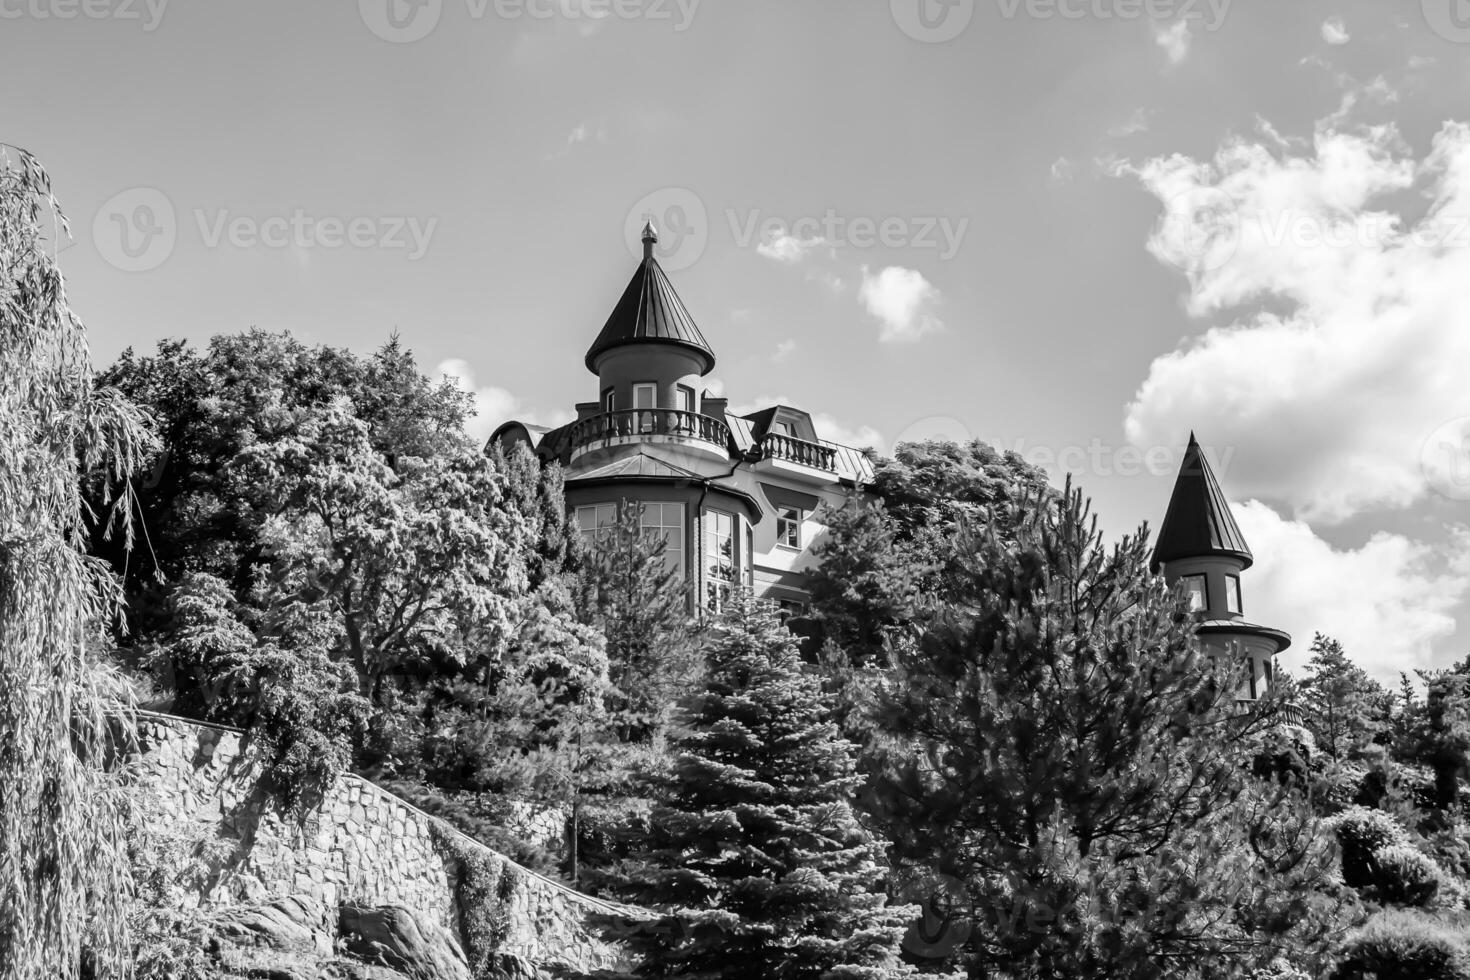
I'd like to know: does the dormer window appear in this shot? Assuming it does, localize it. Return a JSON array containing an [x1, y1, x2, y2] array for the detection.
[[1225, 574, 1243, 615], [772, 420, 796, 437], [1181, 574, 1208, 612]]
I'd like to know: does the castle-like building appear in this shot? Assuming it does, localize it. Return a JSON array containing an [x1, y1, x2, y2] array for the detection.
[[491, 223, 872, 617], [493, 225, 1290, 704]]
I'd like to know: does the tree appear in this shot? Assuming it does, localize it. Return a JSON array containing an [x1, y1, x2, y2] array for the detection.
[[808, 439, 1048, 671], [1415, 669, 1470, 811], [578, 499, 700, 743], [0, 149, 153, 977], [91, 330, 474, 642], [1299, 635, 1390, 761], [602, 592, 917, 979], [864, 480, 1341, 979]]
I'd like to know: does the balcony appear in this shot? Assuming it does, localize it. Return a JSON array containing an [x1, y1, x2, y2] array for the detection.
[[757, 432, 837, 473], [1235, 699, 1308, 726], [567, 409, 731, 461]]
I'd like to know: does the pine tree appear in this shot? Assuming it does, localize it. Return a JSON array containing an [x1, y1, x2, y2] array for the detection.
[[578, 499, 699, 743], [1299, 635, 1389, 761], [603, 591, 916, 979], [864, 480, 1342, 980]]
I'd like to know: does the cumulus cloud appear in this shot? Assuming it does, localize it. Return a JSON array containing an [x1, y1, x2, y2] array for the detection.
[[1123, 115, 1470, 525], [1152, 20, 1192, 66], [757, 230, 831, 265], [435, 359, 571, 444], [858, 265, 944, 343], [1321, 17, 1350, 45], [1235, 502, 1470, 684]]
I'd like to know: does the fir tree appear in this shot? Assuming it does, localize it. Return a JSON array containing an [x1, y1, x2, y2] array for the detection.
[[864, 480, 1342, 980], [1299, 634, 1389, 761], [603, 591, 916, 979], [578, 499, 700, 743]]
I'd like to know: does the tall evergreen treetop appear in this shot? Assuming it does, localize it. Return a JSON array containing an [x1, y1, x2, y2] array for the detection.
[[603, 591, 916, 979]]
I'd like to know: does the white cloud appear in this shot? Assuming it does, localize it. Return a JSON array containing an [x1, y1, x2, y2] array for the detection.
[[1152, 19, 1192, 66], [1235, 503, 1470, 684], [805, 269, 847, 294], [757, 230, 830, 264], [1108, 108, 1152, 139], [1051, 156, 1076, 185], [773, 339, 797, 362], [1321, 17, 1350, 45], [435, 359, 571, 444], [858, 265, 944, 343], [1123, 114, 1470, 525]]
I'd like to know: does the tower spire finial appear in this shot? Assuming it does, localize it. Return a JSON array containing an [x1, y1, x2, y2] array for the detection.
[[641, 220, 658, 261]]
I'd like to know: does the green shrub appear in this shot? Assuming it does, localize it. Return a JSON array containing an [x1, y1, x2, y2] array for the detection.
[[429, 819, 513, 977], [1374, 845, 1443, 907], [1333, 806, 1411, 889], [1332, 909, 1470, 979]]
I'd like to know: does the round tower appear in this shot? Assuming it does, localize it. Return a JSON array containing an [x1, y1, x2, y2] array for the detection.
[[583, 222, 716, 418], [1152, 433, 1291, 703]]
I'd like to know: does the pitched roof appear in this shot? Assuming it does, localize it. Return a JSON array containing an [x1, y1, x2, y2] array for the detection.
[[1151, 433, 1254, 572], [584, 230, 715, 375]]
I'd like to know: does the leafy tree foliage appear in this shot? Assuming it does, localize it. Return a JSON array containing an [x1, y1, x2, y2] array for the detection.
[[863, 480, 1341, 979], [808, 439, 1048, 670], [0, 150, 153, 978], [602, 592, 916, 979]]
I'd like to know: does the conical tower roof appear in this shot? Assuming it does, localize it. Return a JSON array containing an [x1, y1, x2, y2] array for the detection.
[[584, 223, 715, 375], [1151, 433, 1254, 572]]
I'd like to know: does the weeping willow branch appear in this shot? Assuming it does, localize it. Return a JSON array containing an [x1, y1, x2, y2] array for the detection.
[[0, 148, 156, 979]]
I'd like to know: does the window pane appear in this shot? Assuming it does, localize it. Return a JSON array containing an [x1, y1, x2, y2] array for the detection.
[[1184, 575, 1207, 612], [1226, 575, 1243, 614]]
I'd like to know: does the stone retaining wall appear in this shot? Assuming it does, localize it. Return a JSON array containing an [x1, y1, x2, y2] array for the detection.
[[127, 711, 635, 976]]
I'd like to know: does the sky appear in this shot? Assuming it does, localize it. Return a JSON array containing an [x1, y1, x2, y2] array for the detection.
[[5, 0, 1470, 684]]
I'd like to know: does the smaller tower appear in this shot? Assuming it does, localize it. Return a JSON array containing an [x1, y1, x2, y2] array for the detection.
[[1152, 434, 1290, 703]]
